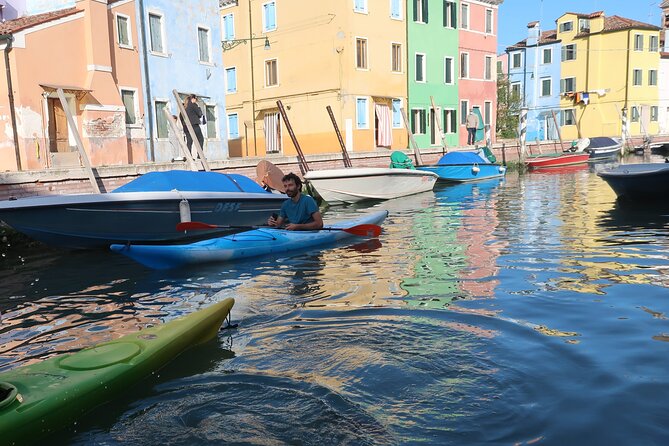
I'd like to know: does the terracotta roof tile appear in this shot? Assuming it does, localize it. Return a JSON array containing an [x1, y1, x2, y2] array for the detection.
[[661, 0, 669, 8], [507, 29, 558, 50], [0, 7, 79, 34], [602, 15, 660, 32]]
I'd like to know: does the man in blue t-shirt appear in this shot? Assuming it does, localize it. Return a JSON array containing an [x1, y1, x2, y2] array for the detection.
[[267, 173, 323, 231]]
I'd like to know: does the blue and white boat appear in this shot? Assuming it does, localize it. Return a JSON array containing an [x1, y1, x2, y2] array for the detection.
[[578, 136, 623, 159], [0, 170, 285, 249], [417, 151, 506, 182], [597, 163, 669, 201]]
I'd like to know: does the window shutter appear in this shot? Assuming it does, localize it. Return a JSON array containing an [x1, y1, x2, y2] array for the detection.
[[357, 99, 366, 127], [392, 100, 401, 127], [443, 1, 447, 27], [423, 0, 429, 23]]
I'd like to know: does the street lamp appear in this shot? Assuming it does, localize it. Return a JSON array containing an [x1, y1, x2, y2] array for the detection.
[[221, 36, 270, 52]]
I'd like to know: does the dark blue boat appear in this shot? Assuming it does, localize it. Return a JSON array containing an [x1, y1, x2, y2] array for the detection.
[[597, 163, 669, 201], [579, 136, 622, 159], [417, 151, 506, 182]]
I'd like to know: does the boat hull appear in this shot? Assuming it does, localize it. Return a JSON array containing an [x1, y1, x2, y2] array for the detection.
[[0, 298, 234, 446], [304, 168, 437, 204], [597, 163, 669, 200], [526, 153, 590, 169], [111, 210, 388, 269], [0, 191, 284, 249], [417, 164, 506, 182]]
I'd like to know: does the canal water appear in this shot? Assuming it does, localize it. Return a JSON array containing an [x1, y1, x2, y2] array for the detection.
[[2, 155, 669, 445]]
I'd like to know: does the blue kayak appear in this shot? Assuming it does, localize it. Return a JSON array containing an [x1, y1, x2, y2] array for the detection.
[[111, 210, 388, 269]]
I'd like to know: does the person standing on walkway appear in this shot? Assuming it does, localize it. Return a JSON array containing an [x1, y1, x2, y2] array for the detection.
[[466, 108, 479, 145], [181, 94, 205, 156]]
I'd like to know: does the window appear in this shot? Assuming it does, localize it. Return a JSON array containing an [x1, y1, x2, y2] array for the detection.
[[410, 109, 426, 134], [651, 106, 659, 121], [484, 55, 492, 80], [633, 69, 642, 86], [444, 57, 454, 84], [116, 14, 131, 47], [460, 100, 468, 125], [511, 52, 522, 68], [392, 99, 402, 128], [265, 59, 278, 86], [390, 0, 402, 19], [443, 1, 456, 28], [197, 27, 210, 63], [510, 82, 521, 99], [631, 106, 639, 122], [484, 101, 491, 125], [649, 69, 658, 86], [578, 18, 590, 33], [497, 60, 502, 75], [356, 97, 369, 129], [356, 38, 368, 69], [560, 77, 576, 93], [460, 52, 469, 78], [650, 35, 659, 52], [354, 0, 368, 13], [415, 53, 426, 82], [634, 34, 643, 51], [225, 67, 237, 93], [206, 105, 217, 139], [391, 43, 402, 72], [414, 0, 428, 23], [461, 3, 469, 29], [485, 9, 493, 34], [227, 113, 239, 139], [541, 77, 551, 97], [148, 13, 164, 53], [443, 109, 456, 133], [121, 89, 136, 125], [262, 1, 276, 32], [542, 47, 552, 64], [561, 44, 576, 61], [561, 109, 575, 126], [154, 100, 168, 138], [222, 14, 235, 41], [559, 21, 573, 33]]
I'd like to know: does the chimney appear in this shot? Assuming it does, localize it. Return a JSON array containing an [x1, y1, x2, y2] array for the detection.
[[527, 21, 540, 46]]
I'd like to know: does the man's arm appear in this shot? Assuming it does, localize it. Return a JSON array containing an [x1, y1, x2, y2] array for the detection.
[[285, 211, 323, 231]]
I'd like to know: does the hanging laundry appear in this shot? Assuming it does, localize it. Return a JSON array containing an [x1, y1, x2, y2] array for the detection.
[[581, 92, 590, 105]]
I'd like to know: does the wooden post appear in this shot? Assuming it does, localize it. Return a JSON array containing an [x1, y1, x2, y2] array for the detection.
[[400, 107, 423, 166], [173, 90, 210, 172], [535, 138, 542, 154], [430, 96, 448, 154], [550, 110, 565, 152], [326, 105, 352, 168], [501, 143, 507, 166], [277, 100, 310, 174], [56, 88, 101, 194], [163, 108, 198, 171]]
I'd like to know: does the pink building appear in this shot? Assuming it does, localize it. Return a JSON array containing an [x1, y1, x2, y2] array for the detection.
[[0, 0, 146, 172], [458, 0, 503, 146]]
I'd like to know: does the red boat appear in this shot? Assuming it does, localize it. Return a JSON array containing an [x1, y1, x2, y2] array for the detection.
[[525, 152, 590, 169]]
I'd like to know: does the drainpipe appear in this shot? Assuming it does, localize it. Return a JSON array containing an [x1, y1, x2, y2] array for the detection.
[[137, 0, 155, 161], [0, 33, 21, 171], [405, 10, 410, 150]]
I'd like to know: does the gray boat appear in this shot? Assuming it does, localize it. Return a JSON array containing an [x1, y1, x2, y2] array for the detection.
[[597, 162, 669, 201], [0, 170, 285, 249]]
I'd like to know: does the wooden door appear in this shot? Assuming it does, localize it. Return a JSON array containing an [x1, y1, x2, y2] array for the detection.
[[48, 98, 69, 152]]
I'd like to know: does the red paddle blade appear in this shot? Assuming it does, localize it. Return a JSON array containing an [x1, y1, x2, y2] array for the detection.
[[176, 221, 219, 231], [342, 224, 382, 238]]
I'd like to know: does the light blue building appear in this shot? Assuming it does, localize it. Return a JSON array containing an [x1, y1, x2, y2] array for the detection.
[[137, 0, 228, 161], [506, 22, 561, 142]]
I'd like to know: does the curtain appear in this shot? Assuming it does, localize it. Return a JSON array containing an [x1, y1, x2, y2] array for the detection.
[[264, 112, 280, 153], [375, 103, 393, 147]]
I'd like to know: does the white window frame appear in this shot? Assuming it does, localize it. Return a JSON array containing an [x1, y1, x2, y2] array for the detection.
[[559, 21, 573, 33], [649, 69, 658, 86], [391, 42, 402, 73], [356, 37, 369, 70], [540, 77, 551, 97], [119, 87, 140, 127], [634, 34, 643, 51], [444, 56, 454, 84], [485, 9, 493, 34], [222, 13, 235, 41], [484, 101, 492, 126], [197, 25, 212, 64], [560, 77, 576, 93], [410, 108, 426, 135], [414, 0, 427, 24], [561, 109, 576, 126], [354, 0, 368, 14], [154, 98, 170, 139], [264, 58, 279, 87], [392, 98, 403, 128], [262, 1, 277, 33], [631, 106, 640, 122], [225, 66, 237, 94], [227, 112, 240, 139], [542, 47, 552, 64], [443, 1, 456, 28], [147, 11, 167, 56], [461, 3, 469, 30], [390, 0, 403, 20], [356, 96, 369, 129], [115, 13, 133, 49], [460, 52, 469, 79], [415, 52, 426, 82], [562, 44, 576, 61], [650, 35, 659, 52], [460, 100, 469, 125], [633, 68, 642, 86], [484, 55, 493, 80], [510, 82, 521, 99], [204, 103, 218, 140], [578, 18, 590, 33], [511, 51, 522, 69], [651, 106, 659, 121], [443, 108, 456, 133]]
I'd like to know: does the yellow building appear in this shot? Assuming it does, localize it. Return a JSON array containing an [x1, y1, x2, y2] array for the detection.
[[556, 12, 661, 140], [220, 0, 407, 158]]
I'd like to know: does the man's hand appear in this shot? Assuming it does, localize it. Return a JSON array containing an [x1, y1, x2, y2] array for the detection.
[[267, 215, 279, 226], [285, 223, 301, 231]]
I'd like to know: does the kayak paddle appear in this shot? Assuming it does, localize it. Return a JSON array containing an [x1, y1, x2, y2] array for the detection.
[[176, 221, 382, 237]]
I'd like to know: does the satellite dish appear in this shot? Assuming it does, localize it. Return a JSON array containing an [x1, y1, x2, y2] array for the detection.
[[256, 160, 286, 193]]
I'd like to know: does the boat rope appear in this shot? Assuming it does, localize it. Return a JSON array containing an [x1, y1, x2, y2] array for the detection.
[[221, 310, 238, 330]]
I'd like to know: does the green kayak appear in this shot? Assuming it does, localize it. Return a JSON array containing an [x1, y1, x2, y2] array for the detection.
[[0, 298, 235, 445]]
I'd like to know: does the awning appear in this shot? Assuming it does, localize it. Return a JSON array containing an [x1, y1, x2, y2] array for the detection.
[[40, 84, 91, 99]]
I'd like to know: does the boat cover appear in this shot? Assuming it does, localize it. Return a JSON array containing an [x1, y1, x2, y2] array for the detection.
[[389, 151, 416, 169], [112, 170, 269, 193], [587, 137, 619, 149], [436, 151, 489, 165]]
